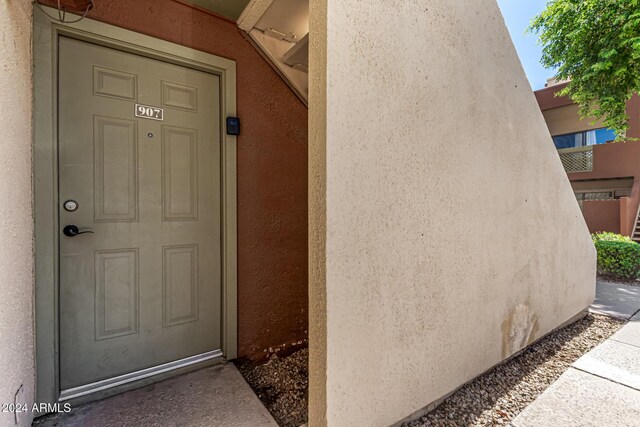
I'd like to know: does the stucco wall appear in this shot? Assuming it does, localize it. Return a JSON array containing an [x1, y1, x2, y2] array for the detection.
[[309, 0, 595, 425], [0, 1, 35, 426], [536, 87, 640, 140], [40, 0, 309, 358], [542, 104, 605, 136], [569, 142, 640, 236], [582, 200, 621, 234]]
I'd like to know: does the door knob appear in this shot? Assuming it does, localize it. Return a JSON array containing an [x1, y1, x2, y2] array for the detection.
[[63, 225, 94, 237]]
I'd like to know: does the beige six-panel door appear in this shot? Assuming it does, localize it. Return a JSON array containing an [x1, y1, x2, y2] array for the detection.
[[58, 36, 222, 391]]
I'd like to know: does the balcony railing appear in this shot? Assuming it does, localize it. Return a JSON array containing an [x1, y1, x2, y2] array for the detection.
[[557, 146, 593, 173]]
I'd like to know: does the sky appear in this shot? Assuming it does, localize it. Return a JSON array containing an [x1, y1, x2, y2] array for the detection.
[[496, 0, 557, 90]]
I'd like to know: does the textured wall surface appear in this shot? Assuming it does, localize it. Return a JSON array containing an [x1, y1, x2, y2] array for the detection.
[[309, 0, 595, 425], [0, 2, 35, 426], [40, 0, 309, 358], [542, 104, 606, 136], [582, 200, 621, 234]]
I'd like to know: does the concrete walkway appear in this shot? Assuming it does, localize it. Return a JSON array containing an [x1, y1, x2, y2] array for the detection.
[[590, 280, 640, 320], [33, 362, 278, 427], [512, 281, 640, 427]]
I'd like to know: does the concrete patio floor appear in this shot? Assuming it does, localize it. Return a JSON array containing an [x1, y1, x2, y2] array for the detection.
[[33, 362, 278, 427], [512, 281, 640, 427]]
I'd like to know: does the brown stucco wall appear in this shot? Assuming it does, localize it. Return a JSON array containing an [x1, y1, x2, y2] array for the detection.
[[569, 142, 640, 236], [535, 82, 572, 111], [537, 85, 640, 139], [576, 142, 640, 179], [536, 85, 640, 236], [628, 95, 640, 140], [536, 84, 640, 137], [43, 0, 309, 358], [582, 200, 621, 234], [542, 104, 606, 136]]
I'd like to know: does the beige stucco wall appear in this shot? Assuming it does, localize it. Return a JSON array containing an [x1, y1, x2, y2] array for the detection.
[[0, 2, 35, 426], [309, 0, 595, 426], [543, 104, 605, 136]]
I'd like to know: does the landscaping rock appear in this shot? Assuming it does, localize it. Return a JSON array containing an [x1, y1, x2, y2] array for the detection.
[[235, 349, 308, 427], [236, 315, 622, 427], [404, 314, 623, 427]]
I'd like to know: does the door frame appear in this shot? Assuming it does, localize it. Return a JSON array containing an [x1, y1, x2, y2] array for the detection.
[[34, 6, 238, 406]]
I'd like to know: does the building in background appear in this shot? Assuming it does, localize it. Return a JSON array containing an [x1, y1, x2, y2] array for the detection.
[[536, 79, 640, 241]]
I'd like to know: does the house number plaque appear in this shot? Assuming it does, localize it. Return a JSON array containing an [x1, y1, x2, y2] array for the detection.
[[135, 104, 164, 121]]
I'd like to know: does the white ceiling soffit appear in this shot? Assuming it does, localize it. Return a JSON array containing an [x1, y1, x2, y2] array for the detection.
[[238, 0, 309, 103], [237, 0, 273, 31], [254, 0, 308, 42]]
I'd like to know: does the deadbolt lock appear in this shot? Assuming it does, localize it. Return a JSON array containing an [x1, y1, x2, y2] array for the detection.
[[63, 200, 79, 212]]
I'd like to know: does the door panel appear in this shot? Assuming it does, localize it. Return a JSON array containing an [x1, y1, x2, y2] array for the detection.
[[58, 36, 222, 390], [162, 245, 199, 326], [94, 116, 138, 221], [95, 249, 139, 340], [162, 126, 199, 220]]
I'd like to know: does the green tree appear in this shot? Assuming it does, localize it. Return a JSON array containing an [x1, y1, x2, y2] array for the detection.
[[529, 0, 640, 140]]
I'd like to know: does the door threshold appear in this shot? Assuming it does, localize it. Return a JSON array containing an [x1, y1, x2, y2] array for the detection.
[[59, 349, 223, 402]]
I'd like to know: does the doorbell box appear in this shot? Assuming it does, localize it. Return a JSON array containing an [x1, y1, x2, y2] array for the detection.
[[226, 117, 240, 135]]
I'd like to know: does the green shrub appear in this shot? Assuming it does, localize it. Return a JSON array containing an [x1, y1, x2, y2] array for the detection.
[[591, 232, 635, 244], [595, 240, 640, 280]]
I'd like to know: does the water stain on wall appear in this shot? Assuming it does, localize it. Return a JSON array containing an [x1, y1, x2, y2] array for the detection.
[[502, 303, 539, 358]]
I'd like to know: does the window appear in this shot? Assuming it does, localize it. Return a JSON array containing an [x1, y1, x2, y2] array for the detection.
[[575, 192, 613, 201], [553, 128, 616, 150]]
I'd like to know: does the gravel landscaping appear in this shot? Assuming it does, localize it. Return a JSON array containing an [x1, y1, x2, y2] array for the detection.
[[235, 349, 309, 427], [405, 313, 623, 426], [238, 314, 623, 427]]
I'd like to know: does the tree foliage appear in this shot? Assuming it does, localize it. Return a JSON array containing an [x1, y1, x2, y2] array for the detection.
[[529, 0, 640, 140]]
